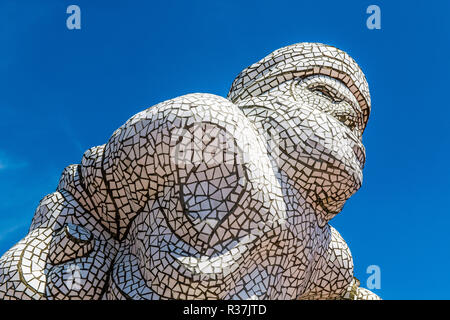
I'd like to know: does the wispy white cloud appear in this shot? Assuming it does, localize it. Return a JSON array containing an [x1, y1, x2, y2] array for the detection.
[[0, 150, 28, 171]]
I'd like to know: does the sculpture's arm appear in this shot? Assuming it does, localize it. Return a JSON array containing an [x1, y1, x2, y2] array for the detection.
[[354, 286, 381, 300], [298, 226, 353, 299], [339, 278, 381, 300], [299, 226, 379, 300], [0, 218, 53, 300], [0, 165, 119, 299]]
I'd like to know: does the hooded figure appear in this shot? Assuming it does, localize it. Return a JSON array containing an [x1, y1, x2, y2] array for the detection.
[[0, 43, 380, 300]]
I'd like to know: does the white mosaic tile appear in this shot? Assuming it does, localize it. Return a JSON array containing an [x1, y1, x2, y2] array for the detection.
[[0, 42, 379, 300]]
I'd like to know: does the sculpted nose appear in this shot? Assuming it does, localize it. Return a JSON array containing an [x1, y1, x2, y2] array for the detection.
[[344, 128, 366, 169]]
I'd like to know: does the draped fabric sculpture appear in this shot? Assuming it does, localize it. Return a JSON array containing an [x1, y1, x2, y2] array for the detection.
[[0, 43, 380, 300]]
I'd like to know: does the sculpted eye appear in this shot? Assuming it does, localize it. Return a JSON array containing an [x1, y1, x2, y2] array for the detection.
[[309, 85, 342, 103], [294, 75, 366, 139]]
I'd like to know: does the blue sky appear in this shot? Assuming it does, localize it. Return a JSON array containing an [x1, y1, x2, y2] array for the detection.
[[0, 0, 449, 299]]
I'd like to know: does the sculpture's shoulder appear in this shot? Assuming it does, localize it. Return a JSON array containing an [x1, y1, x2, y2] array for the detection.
[[174, 92, 232, 103], [108, 92, 251, 155], [159, 93, 235, 107], [127, 93, 243, 122]]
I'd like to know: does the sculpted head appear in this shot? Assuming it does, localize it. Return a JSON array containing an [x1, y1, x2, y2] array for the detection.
[[228, 43, 371, 225]]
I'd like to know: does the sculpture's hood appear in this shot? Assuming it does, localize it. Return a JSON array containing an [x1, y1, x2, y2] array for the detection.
[[227, 42, 371, 130]]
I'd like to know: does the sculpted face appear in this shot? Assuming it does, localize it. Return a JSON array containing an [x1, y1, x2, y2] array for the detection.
[[259, 75, 366, 222], [229, 43, 370, 224], [291, 75, 366, 218]]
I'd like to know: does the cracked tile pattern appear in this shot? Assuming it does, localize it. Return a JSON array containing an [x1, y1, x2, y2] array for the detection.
[[0, 43, 380, 300]]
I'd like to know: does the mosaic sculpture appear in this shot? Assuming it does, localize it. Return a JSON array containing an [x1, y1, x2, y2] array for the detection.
[[0, 43, 380, 300]]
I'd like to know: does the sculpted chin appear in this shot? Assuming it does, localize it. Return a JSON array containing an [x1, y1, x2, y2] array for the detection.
[[0, 42, 380, 300]]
